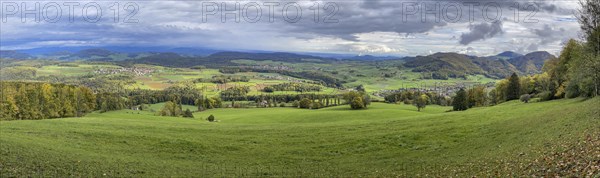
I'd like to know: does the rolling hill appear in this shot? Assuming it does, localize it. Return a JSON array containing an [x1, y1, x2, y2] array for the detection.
[[345, 55, 400, 61], [0, 50, 35, 60], [403, 52, 517, 79], [3, 47, 556, 80], [489, 51, 523, 60], [508, 51, 556, 74], [403, 51, 555, 79], [206, 51, 336, 63], [1, 98, 598, 176]]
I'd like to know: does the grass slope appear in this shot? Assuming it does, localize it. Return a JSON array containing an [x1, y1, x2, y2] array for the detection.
[[1, 98, 598, 177]]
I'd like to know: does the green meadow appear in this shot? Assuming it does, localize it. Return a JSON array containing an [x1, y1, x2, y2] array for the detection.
[[1, 98, 598, 177]]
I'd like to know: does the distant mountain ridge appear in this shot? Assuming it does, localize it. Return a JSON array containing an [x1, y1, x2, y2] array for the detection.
[[11, 46, 220, 58], [73, 49, 113, 58], [206, 51, 335, 62], [0, 50, 35, 59], [497, 51, 523, 58], [2, 47, 556, 79], [508, 51, 555, 74], [403, 51, 555, 79], [345, 55, 400, 61]]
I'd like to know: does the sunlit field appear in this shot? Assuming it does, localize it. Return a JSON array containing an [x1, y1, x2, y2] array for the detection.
[[1, 98, 598, 177]]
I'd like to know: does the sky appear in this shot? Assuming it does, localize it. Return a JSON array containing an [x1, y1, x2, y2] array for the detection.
[[0, 0, 583, 56]]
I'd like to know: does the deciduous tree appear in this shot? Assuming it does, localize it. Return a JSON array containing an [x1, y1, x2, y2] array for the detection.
[[414, 94, 429, 111]]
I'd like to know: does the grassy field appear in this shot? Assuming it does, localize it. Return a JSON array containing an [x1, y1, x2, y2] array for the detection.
[[1, 98, 598, 176]]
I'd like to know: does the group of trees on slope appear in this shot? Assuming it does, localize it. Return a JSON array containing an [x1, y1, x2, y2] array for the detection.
[[384, 90, 453, 106], [0, 82, 95, 120], [158, 101, 194, 118], [263, 83, 322, 93], [193, 75, 250, 84], [451, 84, 501, 111]]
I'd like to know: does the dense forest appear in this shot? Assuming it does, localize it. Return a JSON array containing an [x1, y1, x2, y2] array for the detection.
[[0, 82, 96, 120]]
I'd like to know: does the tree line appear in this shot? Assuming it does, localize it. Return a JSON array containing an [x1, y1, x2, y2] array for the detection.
[[263, 82, 322, 93], [193, 75, 250, 84], [0, 80, 359, 121], [1, 82, 96, 120], [384, 90, 453, 107]]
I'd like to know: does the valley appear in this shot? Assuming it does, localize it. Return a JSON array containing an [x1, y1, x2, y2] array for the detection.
[[1, 0, 599, 175]]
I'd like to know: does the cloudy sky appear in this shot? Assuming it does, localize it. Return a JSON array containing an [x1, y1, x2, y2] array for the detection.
[[0, 0, 583, 56]]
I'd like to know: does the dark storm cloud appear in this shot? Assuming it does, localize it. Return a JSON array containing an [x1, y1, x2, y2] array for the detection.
[[459, 21, 503, 45], [0, 0, 579, 55], [283, 0, 565, 42], [284, 1, 447, 41], [533, 24, 566, 44]]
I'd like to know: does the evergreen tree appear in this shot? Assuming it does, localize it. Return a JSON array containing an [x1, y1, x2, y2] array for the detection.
[[453, 88, 468, 111], [507, 73, 521, 101]]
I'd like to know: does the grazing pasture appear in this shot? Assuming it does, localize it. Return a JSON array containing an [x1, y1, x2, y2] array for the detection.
[[1, 98, 598, 177]]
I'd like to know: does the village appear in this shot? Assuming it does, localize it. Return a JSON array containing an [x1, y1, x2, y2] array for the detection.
[[94, 67, 155, 76]]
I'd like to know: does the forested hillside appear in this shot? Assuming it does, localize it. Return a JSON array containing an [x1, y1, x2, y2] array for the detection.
[[508, 51, 556, 74], [402, 52, 544, 79]]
